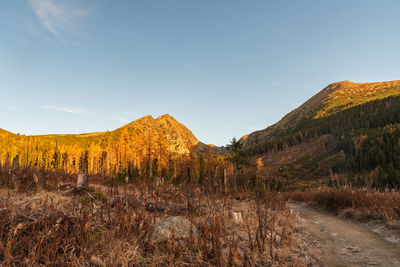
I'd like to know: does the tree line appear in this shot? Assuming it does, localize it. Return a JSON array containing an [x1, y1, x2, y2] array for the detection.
[[0, 126, 225, 185], [244, 94, 400, 188]]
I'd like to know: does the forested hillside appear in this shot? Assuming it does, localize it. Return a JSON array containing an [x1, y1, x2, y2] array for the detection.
[[0, 114, 220, 182], [242, 80, 400, 188]]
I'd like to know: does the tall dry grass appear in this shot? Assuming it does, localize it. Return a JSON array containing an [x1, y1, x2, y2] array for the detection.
[[287, 186, 400, 227], [0, 166, 316, 266]]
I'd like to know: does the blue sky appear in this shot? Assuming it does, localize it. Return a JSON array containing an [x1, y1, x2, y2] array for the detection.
[[1, 0, 400, 146]]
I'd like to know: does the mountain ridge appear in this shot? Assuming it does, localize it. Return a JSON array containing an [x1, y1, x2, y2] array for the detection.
[[3, 114, 208, 151], [0, 114, 220, 176], [241, 80, 400, 148], [21, 114, 189, 138], [240, 79, 400, 188]]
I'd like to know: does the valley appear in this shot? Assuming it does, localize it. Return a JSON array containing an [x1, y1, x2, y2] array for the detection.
[[2, 80, 400, 266], [4, 1, 400, 265]]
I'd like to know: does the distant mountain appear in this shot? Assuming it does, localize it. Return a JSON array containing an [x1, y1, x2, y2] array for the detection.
[[242, 80, 400, 188], [0, 114, 219, 178], [242, 80, 400, 147], [39, 114, 201, 155]]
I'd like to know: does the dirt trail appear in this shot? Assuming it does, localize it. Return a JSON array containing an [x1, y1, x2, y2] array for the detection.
[[290, 202, 400, 267]]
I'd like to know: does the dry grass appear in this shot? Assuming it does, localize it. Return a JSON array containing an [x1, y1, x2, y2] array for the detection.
[[287, 186, 400, 228], [0, 166, 317, 266]]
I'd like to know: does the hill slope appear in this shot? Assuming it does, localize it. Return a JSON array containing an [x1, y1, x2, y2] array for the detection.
[[242, 80, 400, 147], [242, 80, 400, 188], [0, 114, 217, 178], [38, 114, 200, 155]]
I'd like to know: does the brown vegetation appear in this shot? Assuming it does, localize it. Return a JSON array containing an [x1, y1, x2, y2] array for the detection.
[[287, 186, 400, 228], [253, 134, 341, 186], [0, 166, 316, 266]]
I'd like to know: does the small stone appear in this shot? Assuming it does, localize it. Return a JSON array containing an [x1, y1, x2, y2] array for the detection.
[[345, 245, 361, 253]]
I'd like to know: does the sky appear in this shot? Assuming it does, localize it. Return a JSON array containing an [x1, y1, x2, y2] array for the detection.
[[1, 0, 400, 146]]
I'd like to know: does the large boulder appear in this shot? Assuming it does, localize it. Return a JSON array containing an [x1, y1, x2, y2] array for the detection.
[[151, 216, 199, 244]]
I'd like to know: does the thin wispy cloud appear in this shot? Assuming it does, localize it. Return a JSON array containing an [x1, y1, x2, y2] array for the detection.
[[28, 0, 87, 36], [0, 8, 46, 42], [43, 104, 84, 114], [42, 105, 128, 124]]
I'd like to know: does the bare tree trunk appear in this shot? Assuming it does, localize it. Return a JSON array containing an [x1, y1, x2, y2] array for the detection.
[[223, 168, 227, 194], [33, 171, 46, 190], [76, 173, 88, 187], [10, 155, 21, 191]]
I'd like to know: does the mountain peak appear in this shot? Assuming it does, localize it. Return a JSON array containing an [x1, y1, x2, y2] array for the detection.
[[335, 80, 353, 85], [116, 113, 199, 154], [242, 79, 400, 147], [125, 114, 178, 126], [157, 114, 175, 121], [139, 114, 155, 120], [125, 115, 154, 127], [315, 80, 400, 118]]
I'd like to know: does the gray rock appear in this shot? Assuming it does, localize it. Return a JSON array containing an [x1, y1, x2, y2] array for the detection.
[[151, 216, 199, 244]]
